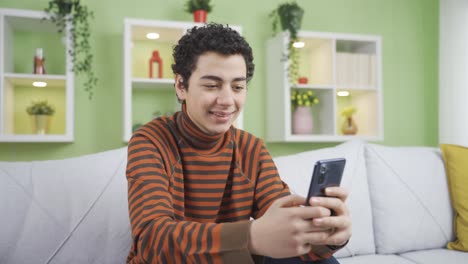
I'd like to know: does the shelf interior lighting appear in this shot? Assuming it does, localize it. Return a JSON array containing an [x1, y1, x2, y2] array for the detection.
[[292, 41, 305, 48], [337, 91, 350, 97], [32, 81, 47, 88], [146, 32, 160, 40]]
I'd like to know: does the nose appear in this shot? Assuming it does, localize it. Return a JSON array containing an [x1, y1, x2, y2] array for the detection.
[[216, 85, 234, 106]]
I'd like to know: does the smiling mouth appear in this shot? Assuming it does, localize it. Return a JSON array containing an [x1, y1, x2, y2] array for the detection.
[[209, 110, 236, 121], [211, 111, 234, 116]]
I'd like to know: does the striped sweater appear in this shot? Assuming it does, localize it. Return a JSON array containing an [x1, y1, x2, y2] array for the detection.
[[126, 106, 334, 263]]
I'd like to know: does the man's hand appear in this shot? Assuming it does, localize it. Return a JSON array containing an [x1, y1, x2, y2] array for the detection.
[[308, 186, 352, 247], [248, 194, 333, 258], [248, 188, 351, 258]]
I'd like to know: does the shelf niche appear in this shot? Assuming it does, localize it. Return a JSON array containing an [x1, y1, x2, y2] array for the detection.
[[266, 31, 383, 142], [0, 8, 74, 142]]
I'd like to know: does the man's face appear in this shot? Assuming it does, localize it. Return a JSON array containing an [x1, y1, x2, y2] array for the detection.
[[175, 52, 247, 135]]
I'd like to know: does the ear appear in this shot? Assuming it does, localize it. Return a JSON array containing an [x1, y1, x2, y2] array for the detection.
[[175, 74, 187, 101]]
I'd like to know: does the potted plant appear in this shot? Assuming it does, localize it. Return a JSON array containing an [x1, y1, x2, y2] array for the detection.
[[185, 0, 213, 23], [270, 1, 304, 85], [341, 106, 358, 135], [26, 100, 56, 134], [290, 89, 319, 134], [44, 0, 98, 99]]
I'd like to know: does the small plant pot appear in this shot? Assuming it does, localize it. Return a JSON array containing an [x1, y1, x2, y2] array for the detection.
[[278, 4, 304, 37], [298, 77, 308, 84], [193, 10, 207, 23], [30, 115, 52, 135]]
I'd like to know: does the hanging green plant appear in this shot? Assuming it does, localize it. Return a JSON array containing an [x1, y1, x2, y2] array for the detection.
[[184, 0, 213, 13], [44, 0, 98, 99], [269, 1, 304, 85]]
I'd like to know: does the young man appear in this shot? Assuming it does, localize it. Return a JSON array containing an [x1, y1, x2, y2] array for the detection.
[[126, 23, 351, 264]]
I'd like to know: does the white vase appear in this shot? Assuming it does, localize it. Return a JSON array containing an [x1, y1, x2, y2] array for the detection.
[[292, 106, 313, 134], [31, 115, 51, 135]]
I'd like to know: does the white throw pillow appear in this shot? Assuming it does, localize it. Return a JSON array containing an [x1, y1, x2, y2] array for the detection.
[[365, 144, 454, 254], [274, 139, 375, 257]]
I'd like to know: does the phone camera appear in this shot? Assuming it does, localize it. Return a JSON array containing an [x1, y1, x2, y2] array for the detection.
[[320, 166, 328, 175], [318, 166, 327, 184]]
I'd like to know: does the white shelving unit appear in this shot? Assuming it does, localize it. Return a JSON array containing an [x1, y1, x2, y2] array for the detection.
[[0, 8, 74, 142], [123, 18, 243, 142], [266, 31, 383, 142]]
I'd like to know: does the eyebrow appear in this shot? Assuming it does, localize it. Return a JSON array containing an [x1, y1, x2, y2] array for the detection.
[[200, 75, 247, 82]]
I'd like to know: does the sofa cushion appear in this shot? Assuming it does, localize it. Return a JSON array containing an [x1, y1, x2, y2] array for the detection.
[[365, 144, 454, 254], [399, 248, 468, 264], [338, 254, 416, 264], [0, 147, 131, 264], [274, 139, 375, 258], [440, 144, 468, 251]]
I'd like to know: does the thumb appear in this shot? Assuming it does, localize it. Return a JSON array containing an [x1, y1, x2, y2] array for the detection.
[[273, 194, 307, 208]]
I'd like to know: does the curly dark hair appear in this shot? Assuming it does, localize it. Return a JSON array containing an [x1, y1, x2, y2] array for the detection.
[[172, 23, 255, 89]]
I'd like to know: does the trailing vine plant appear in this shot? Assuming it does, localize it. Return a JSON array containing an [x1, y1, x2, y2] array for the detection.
[[45, 0, 98, 99], [269, 1, 304, 85]]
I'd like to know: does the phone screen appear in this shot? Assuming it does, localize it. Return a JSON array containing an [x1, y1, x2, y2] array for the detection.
[[304, 158, 346, 206]]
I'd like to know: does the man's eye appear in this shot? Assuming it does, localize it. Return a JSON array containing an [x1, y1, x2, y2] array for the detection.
[[204, 84, 218, 89], [234, 86, 245, 91]]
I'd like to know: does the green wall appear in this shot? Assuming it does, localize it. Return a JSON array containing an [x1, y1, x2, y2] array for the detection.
[[0, 0, 439, 161]]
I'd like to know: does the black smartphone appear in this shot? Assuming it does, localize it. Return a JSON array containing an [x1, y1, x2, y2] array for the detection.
[[305, 158, 346, 206]]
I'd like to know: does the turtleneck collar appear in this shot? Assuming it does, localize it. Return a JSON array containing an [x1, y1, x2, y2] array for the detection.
[[176, 103, 232, 151]]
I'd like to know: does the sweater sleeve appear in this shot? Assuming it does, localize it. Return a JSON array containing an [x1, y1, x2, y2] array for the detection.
[[252, 141, 340, 261], [252, 142, 290, 219], [126, 134, 254, 264]]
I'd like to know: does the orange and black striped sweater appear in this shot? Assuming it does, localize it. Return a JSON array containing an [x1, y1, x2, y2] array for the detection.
[[126, 106, 335, 263]]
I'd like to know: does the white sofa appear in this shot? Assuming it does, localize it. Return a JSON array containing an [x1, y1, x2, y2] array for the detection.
[[1, 140, 467, 263]]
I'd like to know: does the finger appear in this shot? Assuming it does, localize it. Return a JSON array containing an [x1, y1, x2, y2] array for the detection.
[[324, 187, 349, 202], [293, 217, 332, 233], [273, 194, 306, 208], [304, 224, 332, 232], [289, 205, 332, 220], [302, 229, 350, 246], [323, 229, 351, 246], [312, 214, 351, 230], [301, 230, 332, 245], [309, 196, 348, 216]]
